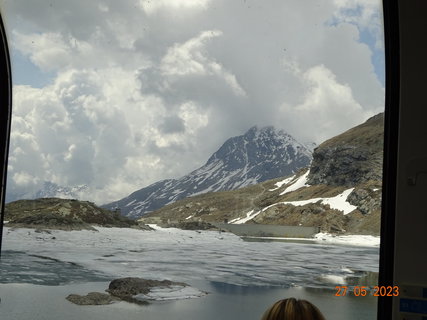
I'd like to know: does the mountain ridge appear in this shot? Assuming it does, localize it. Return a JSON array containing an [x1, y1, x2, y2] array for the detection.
[[104, 126, 312, 219]]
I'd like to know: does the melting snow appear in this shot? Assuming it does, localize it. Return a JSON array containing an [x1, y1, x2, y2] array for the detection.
[[228, 187, 356, 223], [269, 175, 296, 191], [281, 188, 357, 215], [2, 223, 380, 302], [125, 199, 137, 207], [280, 171, 310, 195], [314, 232, 380, 247], [320, 274, 347, 284], [229, 210, 261, 224], [133, 285, 207, 301]]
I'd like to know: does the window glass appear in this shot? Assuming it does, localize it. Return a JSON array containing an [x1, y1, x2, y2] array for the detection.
[[0, 1, 384, 319]]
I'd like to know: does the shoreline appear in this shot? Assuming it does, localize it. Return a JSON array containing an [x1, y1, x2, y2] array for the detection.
[[3, 223, 381, 247], [241, 234, 380, 247], [148, 223, 381, 247]]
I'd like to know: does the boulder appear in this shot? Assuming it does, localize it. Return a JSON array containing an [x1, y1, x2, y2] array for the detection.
[[347, 187, 382, 215], [66, 292, 118, 305], [66, 277, 206, 306], [106, 277, 188, 304]]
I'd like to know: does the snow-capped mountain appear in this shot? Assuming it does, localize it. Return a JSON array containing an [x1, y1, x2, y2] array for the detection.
[[34, 182, 89, 199], [6, 182, 88, 203], [104, 126, 312, 219]]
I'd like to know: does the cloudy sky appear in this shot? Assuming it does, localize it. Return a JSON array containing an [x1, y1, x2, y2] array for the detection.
[[0, 0, 385, 204]]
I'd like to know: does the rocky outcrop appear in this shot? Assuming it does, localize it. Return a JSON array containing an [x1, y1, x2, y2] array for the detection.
[[107, 277, 188, 304], [307, 113, 384, 186], [6, 211, 96, 231], [249, 201, 348, 233], [159, 221, 217, 230], [66, 277, 205, 306], [5, 198, 138, 230], [347, 185, 382, 215]]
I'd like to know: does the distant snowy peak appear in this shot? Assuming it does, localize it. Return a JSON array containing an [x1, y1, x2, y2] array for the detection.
[[105, 126, 312, 219], [5, 181, 89, 203], [34, 182, 89, 199]]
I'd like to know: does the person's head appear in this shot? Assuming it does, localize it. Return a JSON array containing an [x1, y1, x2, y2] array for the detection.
[[261, 298, 326, 320]]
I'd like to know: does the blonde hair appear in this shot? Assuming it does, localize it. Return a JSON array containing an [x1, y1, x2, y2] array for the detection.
[[261, 298, 326, 320]]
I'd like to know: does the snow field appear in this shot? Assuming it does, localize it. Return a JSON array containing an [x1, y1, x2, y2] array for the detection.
[[281, 188, 357, 215], [2, 224, 379, 297], [279, 170, 310, 195]]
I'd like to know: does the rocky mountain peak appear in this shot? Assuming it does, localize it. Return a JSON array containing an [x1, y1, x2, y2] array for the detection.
[[244, 125, 295, 141], [245, 125, 278, 138], [207, 126, 310, 167], [105, 125, 312, 219]]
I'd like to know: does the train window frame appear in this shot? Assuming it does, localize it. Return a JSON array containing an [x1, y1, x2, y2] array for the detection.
[[0, 9, 12, 258], [377, 0, 399, 319]]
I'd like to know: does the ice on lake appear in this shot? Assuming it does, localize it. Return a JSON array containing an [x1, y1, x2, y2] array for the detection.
[[0, 225, 380, 320], [1, 225, 379, 289]]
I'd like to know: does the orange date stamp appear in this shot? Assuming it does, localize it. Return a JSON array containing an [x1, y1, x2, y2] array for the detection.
[[335, 285, 400, 297]]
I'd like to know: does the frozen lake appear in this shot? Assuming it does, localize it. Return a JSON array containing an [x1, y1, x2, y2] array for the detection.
[[0, 226, 380, 319]]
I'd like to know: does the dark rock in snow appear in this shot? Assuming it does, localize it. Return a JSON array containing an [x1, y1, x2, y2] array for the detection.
[[67, 277, 205, 306], [347, 187, 382, 215]]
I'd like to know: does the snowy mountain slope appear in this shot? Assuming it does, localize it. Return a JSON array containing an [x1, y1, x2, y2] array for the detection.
[[104, 126, 312, 219]]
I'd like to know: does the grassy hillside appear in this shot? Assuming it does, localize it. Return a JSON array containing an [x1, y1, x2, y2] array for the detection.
[[5, 198, 138, 230], [142, 114, 384, 235]]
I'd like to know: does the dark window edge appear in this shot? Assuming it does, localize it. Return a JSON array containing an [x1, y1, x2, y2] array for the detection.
[[0, 10, 13, 258], [378, 0, 400, 318]]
